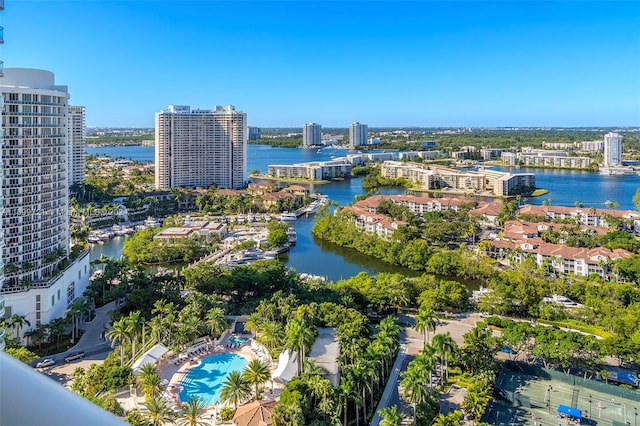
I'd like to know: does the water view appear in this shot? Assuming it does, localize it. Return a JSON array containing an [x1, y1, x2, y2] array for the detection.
[[86, 144, 640, 281]]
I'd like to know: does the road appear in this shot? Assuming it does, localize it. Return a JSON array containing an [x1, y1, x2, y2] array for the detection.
[[33, 301, 116, 386]]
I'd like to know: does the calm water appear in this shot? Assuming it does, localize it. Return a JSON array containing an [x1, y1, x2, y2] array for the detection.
[[86, 145, 640, 281]]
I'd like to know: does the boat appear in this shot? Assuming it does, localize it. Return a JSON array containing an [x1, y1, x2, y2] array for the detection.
[[279, 212, 297, 221], [317, 149, 322, 153], [287, 228, 297, 245]]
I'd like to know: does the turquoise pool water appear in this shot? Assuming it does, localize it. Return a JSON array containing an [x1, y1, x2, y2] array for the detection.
[[178, 352, 248, 405], [229, 336, 249, 345]]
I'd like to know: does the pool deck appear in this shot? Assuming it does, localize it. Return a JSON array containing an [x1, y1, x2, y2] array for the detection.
[[161, 339, 258, 408]]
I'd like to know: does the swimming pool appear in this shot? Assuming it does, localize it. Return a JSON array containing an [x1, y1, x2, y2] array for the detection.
[[178, 352, 248, 405], [229, 336, 249, 345]]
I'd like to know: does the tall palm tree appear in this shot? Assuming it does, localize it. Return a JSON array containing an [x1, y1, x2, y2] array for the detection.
[[400, 367, 431, 425], [106, 318, 130, 366], [378, 405, 405, 426], [145, 396, 175, 426], [205, 307, 227, 339], [431, 332, 457, 382], [177, 397, 208, 426], [219, 370, 251, 409], [242, 359, 271, 401], [284, 317, 315, 375], [415, 306, 437, 348], [126, 311, 144, 362], [67, 298, 90, 342], [8, 314, 30, 341]]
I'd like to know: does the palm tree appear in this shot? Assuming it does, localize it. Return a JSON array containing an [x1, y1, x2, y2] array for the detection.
[[219, 370, 250, 409], [378, 405, 405, 426], [415, 306, 437, 348], [8, 314, 30, 341], [145, 396, 175, 426], [136, 363, 164, 402], [400, 367, 431, 425], [284, 317, 315, 375], [106, 318, 130, 366], [205, 307, 227, 339], [242, 359, 271, 401], [461, 391, 488, 425], [67, 298, 90, 343], [126, 311, 144, 363], [431, 332, 457, 382], [178, 397, 208, 426]]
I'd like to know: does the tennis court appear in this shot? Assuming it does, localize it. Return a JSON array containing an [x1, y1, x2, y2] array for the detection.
[[486, 362, 640, 426]]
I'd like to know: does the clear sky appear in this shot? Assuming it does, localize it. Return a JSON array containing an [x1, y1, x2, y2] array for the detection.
[[5, 0, 640, 128]]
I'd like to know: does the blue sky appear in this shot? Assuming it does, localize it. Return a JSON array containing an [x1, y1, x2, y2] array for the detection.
[[5, 1, 640, 128]]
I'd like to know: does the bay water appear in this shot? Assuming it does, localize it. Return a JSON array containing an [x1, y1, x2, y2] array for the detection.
[[86, 145, 640, 281]]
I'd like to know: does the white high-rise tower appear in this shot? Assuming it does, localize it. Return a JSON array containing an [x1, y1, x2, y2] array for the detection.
[[68, 106, 86, 187], [603, 132, 622, 167], [0, 68, 91, 341], [155, 105, 247, 190], [349, 122, 368, 147], [303, 122, 322, 148]]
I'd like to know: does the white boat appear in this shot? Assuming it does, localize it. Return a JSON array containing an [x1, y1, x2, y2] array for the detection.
[[279, 213, 297, 221], [287, 228, 297, 244]]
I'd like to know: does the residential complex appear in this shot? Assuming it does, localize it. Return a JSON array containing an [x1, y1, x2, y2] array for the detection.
[[501, 149, 592, 169], [302, 122, 322, 147], [348, 122, 368, 147], [267, 152, 395, 181], [0, 68, 91, 341], [380, 161, 535, 196], [67, 105, 86, 186], [155, 105, 247, 190], [603, 132, 622, 167]]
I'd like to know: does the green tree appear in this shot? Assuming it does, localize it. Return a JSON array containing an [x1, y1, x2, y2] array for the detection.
[[145, 396, 175, 426], [415, 306, 437, 348], [205, 307, 227, 339], [8, 314, 30, 341], [106, 318, 131, 366], [242, 359, 271, 401], [136, 363, 164, 402], [378, 405, 405, 426], [285, 317, 316, 374], [219, 370, 251, 409], [177, 397, 208, 426]]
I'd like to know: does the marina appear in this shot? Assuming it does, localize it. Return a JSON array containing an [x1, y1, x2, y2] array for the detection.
[[87, 145, 640, 282]]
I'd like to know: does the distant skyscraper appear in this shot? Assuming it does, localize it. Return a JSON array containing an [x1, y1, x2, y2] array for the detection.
[[303, 122, 322, 148], [349, 122, 368, 147], [248, 126, 261, 141], [603, 132, 622, 167], [155, 105, 247, 190], [68, 106, 86, 186], [1, 68, 91, 341]]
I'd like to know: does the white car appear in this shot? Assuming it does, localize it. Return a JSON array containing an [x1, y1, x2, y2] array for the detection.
[[35, 358, 56, 368]]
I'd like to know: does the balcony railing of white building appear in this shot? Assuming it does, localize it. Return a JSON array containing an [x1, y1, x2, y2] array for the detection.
[[0, 248, 89, 294]]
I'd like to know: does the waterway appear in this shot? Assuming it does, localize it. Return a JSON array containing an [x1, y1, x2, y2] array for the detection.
[[85, 144, 640, 281]]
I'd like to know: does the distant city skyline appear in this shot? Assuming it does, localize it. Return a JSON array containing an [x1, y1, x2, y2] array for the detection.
[[5, 1, 640, 128]]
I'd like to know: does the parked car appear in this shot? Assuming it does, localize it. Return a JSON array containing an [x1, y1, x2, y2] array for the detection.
[[64, 351, 86, 363], [35, 358, 56, 368]]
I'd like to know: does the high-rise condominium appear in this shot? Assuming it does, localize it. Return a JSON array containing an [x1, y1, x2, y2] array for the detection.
[[155, 105, 247, 190], [67, 106, 86, 186], [303, 122, 322, 147], [0, 69, 91, 340], [349, 122, 368, 147], [603, 132, 622, 167]]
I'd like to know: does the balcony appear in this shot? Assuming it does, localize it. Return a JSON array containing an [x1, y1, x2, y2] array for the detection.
[[0, 328, 5, 352], [0, 26, 3, 44]]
